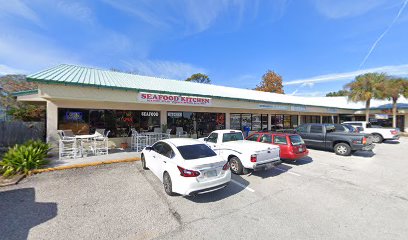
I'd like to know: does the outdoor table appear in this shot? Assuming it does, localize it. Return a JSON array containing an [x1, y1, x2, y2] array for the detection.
[[73, 134, 100, 157]]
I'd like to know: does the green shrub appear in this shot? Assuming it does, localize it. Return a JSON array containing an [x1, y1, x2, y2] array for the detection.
[[0, 140, 50, 177]]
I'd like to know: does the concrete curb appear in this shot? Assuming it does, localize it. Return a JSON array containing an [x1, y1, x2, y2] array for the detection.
[[0, 174, 26, 187], [31, 157, 141, 174]]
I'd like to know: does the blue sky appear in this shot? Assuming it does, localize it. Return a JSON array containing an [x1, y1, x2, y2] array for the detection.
[[1, 0, 408, 96]]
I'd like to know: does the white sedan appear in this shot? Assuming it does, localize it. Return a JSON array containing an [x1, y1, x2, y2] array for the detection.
[[141, 138, 231, 196]]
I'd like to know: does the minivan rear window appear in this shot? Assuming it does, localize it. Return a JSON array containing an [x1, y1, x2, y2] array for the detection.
[[289, 135, 304, 146], [177, 144, 217, 160]]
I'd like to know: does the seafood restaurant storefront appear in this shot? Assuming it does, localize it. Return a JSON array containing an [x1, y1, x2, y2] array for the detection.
[[15, 64, 408, 145]]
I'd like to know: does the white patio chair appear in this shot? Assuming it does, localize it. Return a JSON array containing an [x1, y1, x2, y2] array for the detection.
[[130, 129, 139, 151], [93, 130, 110, 155], [58, 133, 79, 160], [61, 129, 75, 139], [176, 127, 188, 138], [95, 128, 105, 137], [161, 129, 171, 139]]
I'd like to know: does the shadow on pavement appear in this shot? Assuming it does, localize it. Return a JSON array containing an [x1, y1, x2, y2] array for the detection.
[[352, 150, 375, 158], [246, 164, 292, 179], [382, 140, 400, 144], [186, 174, 250, 203], [0, 188, 58, 240], [284, 156, 313, 166]]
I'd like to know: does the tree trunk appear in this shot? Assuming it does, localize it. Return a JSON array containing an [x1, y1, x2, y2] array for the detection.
[[365, 99, 371, 122], [392, 97, 397, 128]]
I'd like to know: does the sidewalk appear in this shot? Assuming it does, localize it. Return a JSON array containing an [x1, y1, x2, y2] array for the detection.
[[46, 149, 141, 169]]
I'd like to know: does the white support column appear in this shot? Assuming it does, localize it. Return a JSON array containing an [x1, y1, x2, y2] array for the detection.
[[267, 114, 271, 130], [320, 115, 323, 124], [225, 112, 231, 129], [160, 110, 167, 128], [298, 115, 302, 125], [46, 101, 58, 144], [404, 114, 408, 132]]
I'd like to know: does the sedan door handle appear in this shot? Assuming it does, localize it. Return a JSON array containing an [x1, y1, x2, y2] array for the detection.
[[153, 156, 156, 158], [163, 161, 166, 163]]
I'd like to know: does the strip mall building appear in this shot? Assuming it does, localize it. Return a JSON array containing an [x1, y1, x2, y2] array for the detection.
[[16, 64, 408, 145]]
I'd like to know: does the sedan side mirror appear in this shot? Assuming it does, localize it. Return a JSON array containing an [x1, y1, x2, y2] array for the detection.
[[204, 138, 208, 141], [145, 146, 153, 151]]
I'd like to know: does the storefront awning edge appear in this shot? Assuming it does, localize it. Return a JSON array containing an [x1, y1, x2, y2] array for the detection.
[[26, 77, 359, 111]]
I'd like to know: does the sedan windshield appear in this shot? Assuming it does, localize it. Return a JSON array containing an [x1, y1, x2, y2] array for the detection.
[[177, 144, 217, 160], [289, 135, 304, 146]]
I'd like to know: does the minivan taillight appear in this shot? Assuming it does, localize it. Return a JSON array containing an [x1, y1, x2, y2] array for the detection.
[[177, 166, 200, 177], [250, 154, 257, 162], [362, 137, 367, 145], [222, 162, 230, 170]]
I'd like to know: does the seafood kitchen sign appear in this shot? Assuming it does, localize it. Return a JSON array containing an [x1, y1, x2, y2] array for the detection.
[[138, 92, 212, 106]]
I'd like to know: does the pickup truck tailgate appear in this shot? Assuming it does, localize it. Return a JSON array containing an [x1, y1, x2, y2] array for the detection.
[[255, 147, 280, 163]]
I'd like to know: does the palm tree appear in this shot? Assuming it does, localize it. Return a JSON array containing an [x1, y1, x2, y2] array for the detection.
[[346, 72, 387, 121], [381, 77, 408, 128]]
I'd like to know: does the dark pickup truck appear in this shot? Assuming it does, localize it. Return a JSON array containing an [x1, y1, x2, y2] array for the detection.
[[294, 124, 374, 156]]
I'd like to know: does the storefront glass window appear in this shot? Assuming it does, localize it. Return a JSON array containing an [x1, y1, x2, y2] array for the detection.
[[241, 114, 251, 130], [301, 115, 320, 124], [58, 109, 160, 137], [271, 115, 284, 130], [322, 116, 339, 124], [283, 115, 291, 129], [252, 114, 262, 131], [290, 115, 298, 128], [58, 109, 90, 135], [261, 114, 268, 130], [230, 114, 241, 130], [168, 112, 226, 137]]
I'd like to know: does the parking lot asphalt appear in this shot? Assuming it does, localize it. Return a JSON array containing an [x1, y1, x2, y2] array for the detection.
[[1, 138, 408, 240]]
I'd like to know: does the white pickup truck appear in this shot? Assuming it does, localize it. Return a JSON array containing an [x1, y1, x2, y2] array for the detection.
[[199, 130, 281, 175], [343, 121, 400, 143]]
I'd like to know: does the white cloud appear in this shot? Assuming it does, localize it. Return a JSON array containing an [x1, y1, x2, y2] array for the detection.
[[311, 0, 388, 19], [56, 1, 96, 24], [283, 64, 408, 86], [0, 29, 81, 73], [0, 64, 27, 75], [121, 60, 206, 80], [301, 82, 315, 87], [360, 0, 408, 67], [291, 91, 326, 97], [0, 0, 42, 26], [102, 0, 287, 34]]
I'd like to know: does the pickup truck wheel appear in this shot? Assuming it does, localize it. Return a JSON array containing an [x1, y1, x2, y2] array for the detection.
[[372, 134, 383, 143], [334, 143, 351, 156], [229, 157, 244, 175]]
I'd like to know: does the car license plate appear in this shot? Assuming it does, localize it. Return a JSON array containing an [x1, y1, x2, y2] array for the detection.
[[205, 170, 217, 178], [298, 148, 303, 152]]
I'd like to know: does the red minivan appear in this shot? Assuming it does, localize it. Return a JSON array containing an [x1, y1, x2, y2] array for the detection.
[[246, 132, 309, 161]]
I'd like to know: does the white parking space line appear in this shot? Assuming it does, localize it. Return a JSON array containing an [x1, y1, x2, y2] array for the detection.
[[230, 179, 255, 193], [275, 167, 301, 176]]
